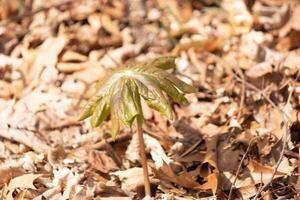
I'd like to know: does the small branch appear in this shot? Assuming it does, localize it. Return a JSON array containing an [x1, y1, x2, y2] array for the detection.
[[228, 139, 255, 200], [233, 73, 292, 199], [233, 73, 277, 109], [253, 110, 289, 200]]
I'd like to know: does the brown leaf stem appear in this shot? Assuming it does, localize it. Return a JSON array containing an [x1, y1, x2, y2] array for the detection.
[[137, 119, 151, 197]]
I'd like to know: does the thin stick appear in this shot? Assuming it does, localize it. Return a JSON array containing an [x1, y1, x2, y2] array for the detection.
[[136, 119, 151, 197], [228, 139, 255, 200], [253, 110, 289, 199], [234, 74, 292, 199]]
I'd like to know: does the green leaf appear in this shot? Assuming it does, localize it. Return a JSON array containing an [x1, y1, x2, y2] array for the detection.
[[78, 96, 101, 121], [79, 56, 195, 138], [135, 79, 173, 120], [116, 80, 137, 127], [90, 98, 110, 127], [111, 113, 120, 140], [166, 75, 196, 93], [144, 90, 174, 120], [122, 80, 143, 127], [146, 74, 188, 104]]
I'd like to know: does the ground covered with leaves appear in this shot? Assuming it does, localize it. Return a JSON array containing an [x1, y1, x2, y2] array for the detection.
[[1, 0, 300, 199]]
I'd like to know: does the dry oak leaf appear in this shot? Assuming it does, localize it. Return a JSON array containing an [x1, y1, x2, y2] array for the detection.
[[125, 133, 172, 168], [111, 167, 144, 193], [0, 167, 24, 189], [153, 162, 218, 193], [88, 150, 119, 173], [245, 62, 273, 78], [248, 159, 288, 185], [4, 174, 43, 200], [100, 14, 120, 35]]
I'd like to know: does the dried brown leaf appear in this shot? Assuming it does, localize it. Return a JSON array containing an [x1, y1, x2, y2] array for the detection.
[[88, 150, 119, 173], [4, 174, 43, 200], [153, 162, 217, 192]]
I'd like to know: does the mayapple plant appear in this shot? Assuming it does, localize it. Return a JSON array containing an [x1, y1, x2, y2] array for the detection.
[[79, 56, 195, 197]]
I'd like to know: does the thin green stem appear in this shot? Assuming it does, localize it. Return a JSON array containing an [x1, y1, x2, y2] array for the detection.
[[136, 119, 151, 197]]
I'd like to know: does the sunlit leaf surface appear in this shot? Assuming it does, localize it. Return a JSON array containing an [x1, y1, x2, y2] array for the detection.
[[79, 56, 195, 138]]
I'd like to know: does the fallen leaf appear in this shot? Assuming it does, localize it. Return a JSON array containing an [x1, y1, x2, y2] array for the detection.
[[25, 36, 66, 89], [245, 62, 273, 78], [4, 174, 43, 200], [222, 0, 253, 34], [61, 51, 88, 62], [153, 162, 217, 192], [98, 198, 131, 200], [52, 167, 81, 200], [111, 167, 145, 193], [248, 159, 287, 184], [126, 133, 172, 168], [0, 167, 24, 188], [57, 62, 90, 73], [88, 150, 119, 173], [100, 14, 120, 35]]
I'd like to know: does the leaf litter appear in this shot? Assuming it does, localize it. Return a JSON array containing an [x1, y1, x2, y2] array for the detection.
[[1, 0, 300, 199]]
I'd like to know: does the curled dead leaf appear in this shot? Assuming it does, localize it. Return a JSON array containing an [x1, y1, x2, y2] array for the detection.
[[4, 174, 43, 200], [153, 162, 218, 193]]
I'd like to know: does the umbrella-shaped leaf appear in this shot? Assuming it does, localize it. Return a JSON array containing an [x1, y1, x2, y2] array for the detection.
[[79, 56, 195, 137]]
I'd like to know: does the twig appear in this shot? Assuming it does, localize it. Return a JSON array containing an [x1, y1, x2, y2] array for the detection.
[[179, 139, 203, 158], [253, 89, 291, 199], [260, 185, 295, 199], [233, 73, 277, 109], [233, 73, 292, 199], [228, 139, 255, 200]]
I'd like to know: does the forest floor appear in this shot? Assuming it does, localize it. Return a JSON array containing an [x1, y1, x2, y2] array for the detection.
[[1, 0, 300, 199]]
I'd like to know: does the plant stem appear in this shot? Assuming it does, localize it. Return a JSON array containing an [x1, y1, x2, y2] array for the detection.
[[136, 119, 151, 197]]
